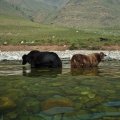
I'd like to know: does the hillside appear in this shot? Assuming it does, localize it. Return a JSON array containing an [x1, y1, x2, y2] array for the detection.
[[53, 0, 120, 28], [0, 0, 23, 17], [2, 0, 69, 23], [0, 0, 120, 28], [38, 0, 69, 9], [3, 0, 54, 22]]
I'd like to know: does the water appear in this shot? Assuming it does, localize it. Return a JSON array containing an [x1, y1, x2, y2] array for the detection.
[[0, 60, 120, 120]]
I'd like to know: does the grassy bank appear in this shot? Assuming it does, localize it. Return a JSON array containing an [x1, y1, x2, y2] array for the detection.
[[0, 15, 120, 50]]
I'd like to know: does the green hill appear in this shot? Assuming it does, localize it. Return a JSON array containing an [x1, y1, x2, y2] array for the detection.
[[1, 0, 120, 28], [0, 0, 22, 17], [3, 0, 56, 22], [2, 0, 69, 23], [38, 0, 69, 8], [53, 0, 120, 28]]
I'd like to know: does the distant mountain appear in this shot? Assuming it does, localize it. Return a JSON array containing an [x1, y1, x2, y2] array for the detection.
[[37, 0, 69, 8], [0, 0, 22, 17], [53, 0, 120, 28], [2, 0, 69, 23], [3, 0, 54, 22], [1, 0, 120, 28]]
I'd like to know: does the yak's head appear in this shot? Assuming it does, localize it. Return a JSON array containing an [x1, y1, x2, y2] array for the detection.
[[100, 52, 107, 59], [22, 54, 28, 65]]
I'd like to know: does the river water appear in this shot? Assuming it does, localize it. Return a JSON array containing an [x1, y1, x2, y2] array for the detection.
[[0, 60, 120, 120]]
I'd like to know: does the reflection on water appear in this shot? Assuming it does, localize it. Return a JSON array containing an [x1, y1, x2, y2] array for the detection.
[[71, 67, 99, 76], [22, 67, 62, 77], [0, 61, 120, 120], [0, 65, 22, 76]]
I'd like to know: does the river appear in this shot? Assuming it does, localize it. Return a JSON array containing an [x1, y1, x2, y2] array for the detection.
[[0, 59, 120, 120]]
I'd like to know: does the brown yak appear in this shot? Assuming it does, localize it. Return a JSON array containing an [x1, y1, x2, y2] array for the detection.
[[71, 52, 106, 68]]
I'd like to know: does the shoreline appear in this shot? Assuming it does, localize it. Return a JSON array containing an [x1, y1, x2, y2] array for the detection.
[[0, 45, 120, 61], [0, 50, 120, 61], [0, 45, 68, 52], [0, 45, 120, 51]]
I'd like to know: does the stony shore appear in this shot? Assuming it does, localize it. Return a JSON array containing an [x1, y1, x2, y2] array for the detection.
[[0, 50, 120, 61]]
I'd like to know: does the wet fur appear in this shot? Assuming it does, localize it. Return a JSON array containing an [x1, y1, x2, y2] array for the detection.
[[71, 52, 106, 68], [22, 50, 62, 68]]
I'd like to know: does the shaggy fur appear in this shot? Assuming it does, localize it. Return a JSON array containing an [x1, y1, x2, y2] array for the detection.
[[71, 52, 106, 68], [22, 50, 62, 68]]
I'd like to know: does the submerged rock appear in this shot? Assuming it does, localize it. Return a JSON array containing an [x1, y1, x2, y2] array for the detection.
[[25, 98, 40, 114], [5, 111, 17, 120], [104, 101, 120, 107], [77, 112, 120, 120], [42, 106, 74, 116], [42, 96, 74, 110], [0, 97, 16, 112], [39, 96, 74, 120], [88, 93, 96, 99], [84, 96, 104, 109]]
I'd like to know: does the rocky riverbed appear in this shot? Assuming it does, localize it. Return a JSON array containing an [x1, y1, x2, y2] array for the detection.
[[0, 50, 120, 61]]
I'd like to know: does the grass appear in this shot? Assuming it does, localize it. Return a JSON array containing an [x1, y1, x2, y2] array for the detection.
[[0, 15, 120, 49]]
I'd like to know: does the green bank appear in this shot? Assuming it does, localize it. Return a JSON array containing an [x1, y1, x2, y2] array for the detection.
[[0, 15, 120, 49]]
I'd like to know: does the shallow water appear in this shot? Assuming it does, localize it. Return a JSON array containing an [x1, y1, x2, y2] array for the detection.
[[0, 60, 120, 120]]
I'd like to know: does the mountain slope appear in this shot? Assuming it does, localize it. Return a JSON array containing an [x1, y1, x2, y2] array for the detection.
[[53, 0, 120, 28], [3, 0, 69, 23], [1, 0, 120, 28], [0, 0, 23, 17], [37, 0, 69, 8], [3, 0, 55, 22]]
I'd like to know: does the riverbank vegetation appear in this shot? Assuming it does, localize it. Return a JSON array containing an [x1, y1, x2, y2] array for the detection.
[[0, 15, 120, 50]]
